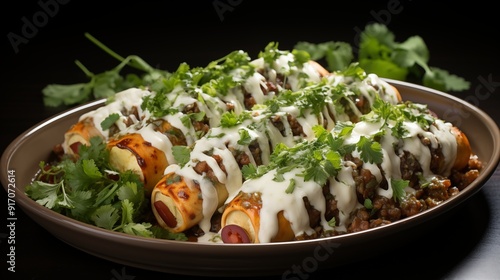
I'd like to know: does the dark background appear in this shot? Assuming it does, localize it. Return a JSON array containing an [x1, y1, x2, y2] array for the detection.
[[2, 1, 499, 279]]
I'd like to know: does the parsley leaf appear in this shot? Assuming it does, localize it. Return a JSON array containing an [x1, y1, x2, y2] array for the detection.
[[241, 164, 258, 179], [244, 125, 343, 186], [26, 180, 61, 209]]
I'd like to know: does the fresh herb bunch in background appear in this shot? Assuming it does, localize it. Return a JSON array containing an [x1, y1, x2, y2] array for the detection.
[[42, 33, 170, 107], [42, 23, 470, 108], [294, 23, 470, 92]]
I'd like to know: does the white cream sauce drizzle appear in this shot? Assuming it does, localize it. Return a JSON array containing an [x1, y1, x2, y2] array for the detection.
[[77, 54, 324, 144], [72, 51, 405, 242], [232, 111, 458, 242], [331, 163, 359, 230], [79, 87, 151, 138], [240, 168, 328, 243], [167, 74, 402, 237]]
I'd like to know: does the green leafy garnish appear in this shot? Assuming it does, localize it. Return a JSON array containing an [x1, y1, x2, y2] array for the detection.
[[364, 198, 373, 210], [285, 178, 296, 194], [391, 179, 409, 203], [25, 136, 186, 240], [356, 136, 383, 164], [100, 113, 120, 131], [172, 145, 191, 167], [237, 128, 252, 146], [243, 125, 342, 187], [220, 111, 252, 128]]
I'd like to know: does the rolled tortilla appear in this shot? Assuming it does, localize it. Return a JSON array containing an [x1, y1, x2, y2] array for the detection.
[[151, 172, 204, 232], [220, 191, 294, 243], [450, 126, 472, 171], [107, 133, 169, 194], [62, 117, 104, 155], [307, 60, 330, 78], [151, 165, 232, 233]]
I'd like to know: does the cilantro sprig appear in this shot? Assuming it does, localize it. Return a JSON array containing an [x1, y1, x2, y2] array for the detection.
[[295, 23, 470, 92], [43, 33, 170, 107]]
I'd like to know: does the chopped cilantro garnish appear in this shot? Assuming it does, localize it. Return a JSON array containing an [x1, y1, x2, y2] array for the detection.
[[356, 136, 383, 164], [172, 145, 191, 167], [285, 178, 296, 194], [364, 198, 373, 210], [391, 179, 409, 203], [220, 111, 252, 128], [328, 217, 337, 227], [100, 113, 120, 131], [237, 129, 252, 146], [243, 125, 342, 187]]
